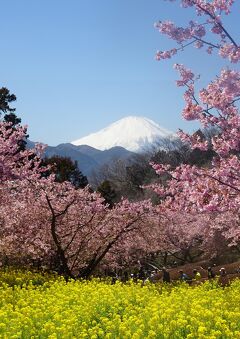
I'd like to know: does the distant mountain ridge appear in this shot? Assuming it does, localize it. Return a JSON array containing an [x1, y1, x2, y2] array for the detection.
[[27, 141, 135, 178], [71, 116, 175, 152], [27, 116, 175, 181]]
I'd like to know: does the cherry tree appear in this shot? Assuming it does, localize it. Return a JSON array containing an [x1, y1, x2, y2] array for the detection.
[[0, 118, 157, 277], [0, 121, 45, 181], [152, 0, 240, 247], [0, 174, 154, 278], [158, 212, 207, 263]]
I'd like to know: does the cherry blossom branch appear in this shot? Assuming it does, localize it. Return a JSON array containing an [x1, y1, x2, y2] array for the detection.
[[195, 2, 238, 47], [178, 39, 198, 49], [203, 173, 240, 193], [63, 214, 96, 252], [193, 36, 220, 49], [45, 194, 74, 278]]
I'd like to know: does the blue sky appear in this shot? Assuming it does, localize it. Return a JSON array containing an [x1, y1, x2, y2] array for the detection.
[[1, 0, 239, 145]]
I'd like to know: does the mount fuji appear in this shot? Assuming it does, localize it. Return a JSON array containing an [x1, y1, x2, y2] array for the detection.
[[71, 116, 175, 153], [27, 116, 176, 180]]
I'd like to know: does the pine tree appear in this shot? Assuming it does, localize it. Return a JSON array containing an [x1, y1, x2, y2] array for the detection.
[[97, 180, 117, 208], [0, 87, 27, 151], [43, 156, 88, 189]]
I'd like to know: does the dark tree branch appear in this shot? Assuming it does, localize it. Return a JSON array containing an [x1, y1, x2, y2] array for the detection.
[[193, 35, 219, 49], [195, 2, 238, 47]]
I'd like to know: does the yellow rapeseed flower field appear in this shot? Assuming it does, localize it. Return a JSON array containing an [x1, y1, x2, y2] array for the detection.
[[0, 270, 240, 338]]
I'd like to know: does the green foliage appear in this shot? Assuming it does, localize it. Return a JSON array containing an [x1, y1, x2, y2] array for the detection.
[[43, 155, 88, 188], [0, 87, 27, 151], [97, 180, 117, 208], [0, 268, 58, 288], [0, 87, 16, 116]]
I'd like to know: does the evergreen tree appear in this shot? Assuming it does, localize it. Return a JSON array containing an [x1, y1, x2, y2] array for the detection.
[[0, 87, 27, 151], [0, 87, 16, 116], [0, 87, 21, 126], [43, 156, 88, 189], [97, 180, 117, 208]]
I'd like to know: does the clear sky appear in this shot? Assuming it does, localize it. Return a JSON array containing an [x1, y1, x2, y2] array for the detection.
[[1, 0, 239, 145]]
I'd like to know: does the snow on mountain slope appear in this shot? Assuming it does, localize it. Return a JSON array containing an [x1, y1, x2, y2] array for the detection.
[[71, 116, 175, 152]]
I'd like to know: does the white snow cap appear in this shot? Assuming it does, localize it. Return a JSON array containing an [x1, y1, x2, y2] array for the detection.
[[71, 116, 175, 152]]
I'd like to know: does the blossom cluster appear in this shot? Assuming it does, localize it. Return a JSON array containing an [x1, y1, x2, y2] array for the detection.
[[0, 122, 45, 181], [155, 0, 238, 62]]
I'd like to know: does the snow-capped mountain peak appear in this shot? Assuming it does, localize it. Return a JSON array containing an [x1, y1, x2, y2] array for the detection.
[[71, 116, 175, 152]]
